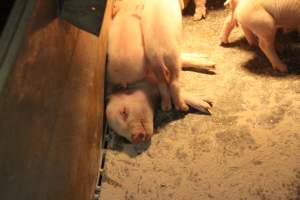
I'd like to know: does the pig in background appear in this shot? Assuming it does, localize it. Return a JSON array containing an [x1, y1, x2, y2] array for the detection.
[[220, 0, 300, 73], [183, 0, 207, 20]]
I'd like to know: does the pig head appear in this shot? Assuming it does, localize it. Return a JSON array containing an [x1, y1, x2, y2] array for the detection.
[[106, 82, 157, 144]]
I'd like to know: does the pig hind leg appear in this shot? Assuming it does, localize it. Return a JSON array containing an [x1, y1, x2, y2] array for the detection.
[[240, 10, 288, 73]]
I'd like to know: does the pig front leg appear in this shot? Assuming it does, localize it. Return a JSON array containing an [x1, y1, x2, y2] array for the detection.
[[170, 59, 189, 112], [158, 83, 172, 111], [193, 0, 207, 20], [220, 14, 236, 44]]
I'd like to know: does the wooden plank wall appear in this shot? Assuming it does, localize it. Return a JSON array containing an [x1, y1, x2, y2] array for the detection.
[[0, 0, 112, 200]]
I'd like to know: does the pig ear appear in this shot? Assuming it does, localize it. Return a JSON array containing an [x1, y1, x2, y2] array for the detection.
[[119, 107, 129, 122]]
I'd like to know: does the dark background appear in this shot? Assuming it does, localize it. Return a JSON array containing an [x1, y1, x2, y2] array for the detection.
[[0, 0, 16, 34]]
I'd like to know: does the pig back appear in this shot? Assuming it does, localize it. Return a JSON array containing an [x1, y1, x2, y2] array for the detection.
[[258, 0, 300, 28]]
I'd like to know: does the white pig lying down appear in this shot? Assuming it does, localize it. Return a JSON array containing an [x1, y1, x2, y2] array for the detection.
[[220, 0, 300, 73], [106, 61, 213, 144], [183, 0, 207, 20]]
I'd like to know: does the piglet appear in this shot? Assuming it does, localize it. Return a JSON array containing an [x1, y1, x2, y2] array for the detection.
[[107, 0, 145, 88], [220, 0, 300, 73]]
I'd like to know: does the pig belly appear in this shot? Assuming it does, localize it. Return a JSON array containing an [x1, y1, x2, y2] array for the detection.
[[108, 16, 145, 86]]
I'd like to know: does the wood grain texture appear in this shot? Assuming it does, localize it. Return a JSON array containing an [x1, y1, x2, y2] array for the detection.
[[0, 0, 112, 200]]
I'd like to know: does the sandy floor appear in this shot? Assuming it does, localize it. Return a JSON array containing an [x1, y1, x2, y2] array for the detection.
[[100, 6, 300, 200]]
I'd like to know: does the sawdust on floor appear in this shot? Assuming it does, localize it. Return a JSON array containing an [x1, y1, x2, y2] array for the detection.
[[100, 6, 300, 200]]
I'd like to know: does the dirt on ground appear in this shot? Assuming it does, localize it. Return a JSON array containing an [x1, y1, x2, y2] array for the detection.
[[100, 5, 300, 200]]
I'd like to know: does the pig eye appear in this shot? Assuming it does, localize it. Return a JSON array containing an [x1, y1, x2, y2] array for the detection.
[[120, 107, 128, 122]]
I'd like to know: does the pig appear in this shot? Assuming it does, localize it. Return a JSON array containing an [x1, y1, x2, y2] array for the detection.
[[141, 0, 189, 112], [106, 68, 213, 144], [107, 0, 145, 88], [106, 0, 215, 144], [220, 0, 300, 73], [183, 0, 207, 20]]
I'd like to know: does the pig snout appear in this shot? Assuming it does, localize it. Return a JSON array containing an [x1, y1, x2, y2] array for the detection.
[[131, 131, 147, 144], [130, 119, 152, 144]]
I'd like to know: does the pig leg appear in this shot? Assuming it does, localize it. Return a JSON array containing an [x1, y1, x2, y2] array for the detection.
[[240, 25, 257, 46], [181, 52, 215, 73], [220, 14, 236, 45], [242, 11, 288, 72], [182, 91, 212, 114], [193, 0, 207, 20], [158, 83, 172, 111], [169, 61, 189, 111]]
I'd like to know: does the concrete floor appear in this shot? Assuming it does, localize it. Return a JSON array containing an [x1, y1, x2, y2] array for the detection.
[[100, 7, 300, 200]]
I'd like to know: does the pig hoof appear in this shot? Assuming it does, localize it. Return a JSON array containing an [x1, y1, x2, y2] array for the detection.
[[175, 103, 189, 112], [193, 8, 206, 21], [161, 102, 172, 112], [220, 38, 229, 46], [273, 64, 288, 73], [204, 99, 213, 107]]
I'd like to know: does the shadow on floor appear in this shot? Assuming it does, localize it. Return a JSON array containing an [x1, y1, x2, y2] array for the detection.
[[223, 31, 300, 76]]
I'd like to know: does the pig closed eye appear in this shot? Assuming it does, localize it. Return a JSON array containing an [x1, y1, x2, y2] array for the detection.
[[120, 107, 129, 122]]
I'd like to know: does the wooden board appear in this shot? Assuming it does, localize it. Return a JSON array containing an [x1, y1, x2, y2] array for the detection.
[[0, 0, 112, 200]]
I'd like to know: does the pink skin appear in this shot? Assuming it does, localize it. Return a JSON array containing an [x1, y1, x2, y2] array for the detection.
[[106, 54, 214, 144], [142, 0, 189, 112], [107, 0, 145, 88], [106, 80, 212, 144], [106, 0, 215, 144], [220, 0, 300, 73], [106, 83, 156, 144]]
